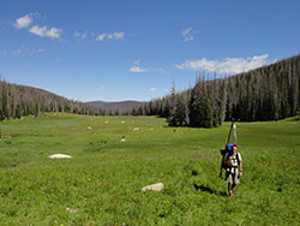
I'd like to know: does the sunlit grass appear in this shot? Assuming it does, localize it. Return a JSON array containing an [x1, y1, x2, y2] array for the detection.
[[0, 113, 299, 225]]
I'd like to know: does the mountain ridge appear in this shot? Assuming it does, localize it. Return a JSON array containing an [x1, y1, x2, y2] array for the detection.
[[86, 100, 143, 111]]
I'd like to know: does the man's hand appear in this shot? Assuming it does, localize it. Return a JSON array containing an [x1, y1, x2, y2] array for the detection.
[[229, 156, 234, 160], [239, 171, 243, 177]]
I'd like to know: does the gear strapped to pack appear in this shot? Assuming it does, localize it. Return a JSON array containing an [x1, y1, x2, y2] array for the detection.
[[219, 120, 238, 179]]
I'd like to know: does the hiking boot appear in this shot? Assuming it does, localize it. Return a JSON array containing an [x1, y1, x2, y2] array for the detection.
[[228, 191, 233, 199]]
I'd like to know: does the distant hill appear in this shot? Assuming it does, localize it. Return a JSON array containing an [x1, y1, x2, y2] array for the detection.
[[0, 81, 100, 120], [86, 100, 143, 111]]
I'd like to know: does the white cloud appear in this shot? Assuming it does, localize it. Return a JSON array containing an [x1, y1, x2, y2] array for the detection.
[[175, 54, 272, 74], [96, 32, 125, 41], [29, 25, 62, 39], [164, 88, 169, 93], [182, 27, 196, 42], [150, 88, 157, 92], [13, 13, 62, 40], [111, 32, 125, 39], [130, 66, 150, 73], [182, 27, 192, 36], [129, 60, 165, 73], [100, 86, 107, 90], [97, 33, 106, 41], [14, 14, 33, 29], [12, 48, 45, 56]]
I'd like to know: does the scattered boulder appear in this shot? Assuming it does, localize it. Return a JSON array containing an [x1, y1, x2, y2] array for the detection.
[[66, 207, 79, 213], [105, 121, 109, 124], [48, 154, 72, 159], [121, 121, 125, 124], [133, 127, 139, 131], [142, 182, 164, 192], [120, 138, 126, 142], [87, 126, 93, 130]]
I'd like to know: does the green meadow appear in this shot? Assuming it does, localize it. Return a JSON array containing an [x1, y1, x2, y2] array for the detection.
[[0, 113, 299, 225]]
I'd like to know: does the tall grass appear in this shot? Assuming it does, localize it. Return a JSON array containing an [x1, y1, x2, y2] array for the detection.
[[0, 113, 299, 225]]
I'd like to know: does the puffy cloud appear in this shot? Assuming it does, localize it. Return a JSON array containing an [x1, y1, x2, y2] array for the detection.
[[111, 32, 125, 39], [97, 33, 106, 41], [13, 13, 62, 40], [182, 27, 196, 42], [175, 54, 272, 74], [150, 88, 157, 92], [29, 25, 62, 39], [129, 60, 165, 73], [100, 86, 107, 90], [14, 14, 33, 29], [130, 66, 150, 73], [96, 32, 125, 41]]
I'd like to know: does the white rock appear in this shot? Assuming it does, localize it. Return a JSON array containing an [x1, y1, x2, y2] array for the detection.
[[105, 121, 109, 124], [142, 183, 164, 192], [121, 121, 125, 124], [133, 127, 139, 131], [120, 138, 126, 142], [48, 154, 72, 159], [87, 126, 93, 130], [66, 207, 78, 213]]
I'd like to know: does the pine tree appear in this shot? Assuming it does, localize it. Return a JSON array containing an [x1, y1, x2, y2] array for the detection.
[[167, 83, 177, 126], [174, 95, 186, 126], [199, 96, 213, 128], [1, 88, 8, 120], [189, 88, 201, 127]]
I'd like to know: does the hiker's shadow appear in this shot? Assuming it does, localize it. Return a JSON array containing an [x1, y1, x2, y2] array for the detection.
[[193, 184, 227, 197]]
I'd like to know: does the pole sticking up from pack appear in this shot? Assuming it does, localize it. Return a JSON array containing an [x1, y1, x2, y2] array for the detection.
[[226, 119, 235, 144], [233, 123, 237, 144], [219, 119, 237, 179]]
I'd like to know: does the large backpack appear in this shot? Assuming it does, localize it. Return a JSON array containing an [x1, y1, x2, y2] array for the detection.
[[219, 143, 240, 178], [219, 120, 238, 179]]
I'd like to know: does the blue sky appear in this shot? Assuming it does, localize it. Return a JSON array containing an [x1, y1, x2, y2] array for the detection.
[[0, 0, 299, 102]]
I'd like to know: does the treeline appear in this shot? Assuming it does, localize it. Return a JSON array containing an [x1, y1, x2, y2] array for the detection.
[[0, 81, 102, 120], [126, 54, 300, 127], [1, 54, 299, 126]]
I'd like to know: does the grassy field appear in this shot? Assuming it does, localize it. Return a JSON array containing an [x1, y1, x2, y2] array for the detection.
[[0, 113, 299, 225]]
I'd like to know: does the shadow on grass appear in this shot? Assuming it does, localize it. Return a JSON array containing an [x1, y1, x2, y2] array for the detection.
[[193, 184, 227, 197]]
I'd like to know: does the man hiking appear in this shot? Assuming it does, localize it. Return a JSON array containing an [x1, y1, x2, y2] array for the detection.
[[223, 144, 243, 198]]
